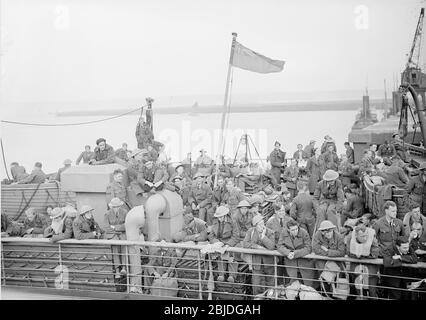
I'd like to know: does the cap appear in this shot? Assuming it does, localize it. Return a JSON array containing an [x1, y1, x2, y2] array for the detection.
[[214, 206, 230, 218]]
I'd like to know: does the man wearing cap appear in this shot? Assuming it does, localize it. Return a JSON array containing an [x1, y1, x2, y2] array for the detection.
[[232, 200, 255, 241], [49, 207, 78, 242], [73, 205, 103, 240], [222, 179, 247, 214], [269, 141, 286, 187], [208, 206, 239, 283], [172, 207, 208, 243], [304, 140, 316, 158], [106, 169, 129, 208], [188, 172, 213, 223], [242, 214, 276, 295], [50, 159, 72, 182], [21, 207, 50, 237], [290, 181, 316, 238], [277, 220, 315, 287], [135, 160, 169, 193], [320, 135, 337, 154], [89, 138, 115, 165], [406, 162, 426, 216], [306, 148, 326, 194], [76, 145, 95, 165], [312, 220, 346, 271], [16, 162, 46, 184], [10, 162, 28, 182], [314, 169, 344, 229], [104, 197, 128, 277], [372, 200, 405, 257]]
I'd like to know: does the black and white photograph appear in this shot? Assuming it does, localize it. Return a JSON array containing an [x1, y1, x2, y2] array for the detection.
[[1, 0, 426, 305]]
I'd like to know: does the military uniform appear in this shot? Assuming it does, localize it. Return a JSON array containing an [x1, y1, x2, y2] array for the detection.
[[10, 165, 28, 182], [266, 215, 294, 244], [283, 165, 299, 198], [104, 207, 128, 269], [49, 216, 75, 242], [23, 213, 50, 235], [106, 181, 128, 206], [269, 149, 286, 187], [76, 150, 95, 165], [312, 229, 346, 270], [17, 168, 46, 184], [172, 217, 207, 242], [290, 193, 316, 238], [135, 121, 154, 149], [323, 150, 340, 172], [115, 148, 129, 161], [91, 144, 115, 165], [232, 209, 255, 241], [72, 215, 103, 240], [314, 179, 344, 228], [406, 174, 426, 215], [346, 146, 355, 164], [188, 183, 214, 223], [372, 216, 405, 257], [377, 144, 396, 158], [134, 165, 169, 193], [306, 155, 325, 194], [242, 227, 276, 295], [222, 189, 247, 214]]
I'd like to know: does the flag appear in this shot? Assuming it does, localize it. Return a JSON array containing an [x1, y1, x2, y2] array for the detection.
[[231, 41, 285, 73]]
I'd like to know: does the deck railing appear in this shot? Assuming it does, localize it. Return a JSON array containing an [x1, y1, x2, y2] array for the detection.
[[1, 237, 425, 300]]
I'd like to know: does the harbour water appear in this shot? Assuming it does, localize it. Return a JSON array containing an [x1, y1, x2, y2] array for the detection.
[[0, 109, 362, 177]]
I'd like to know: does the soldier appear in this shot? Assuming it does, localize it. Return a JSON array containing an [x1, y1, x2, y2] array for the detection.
[[50, 159, 72, 182], [267, 205, 294, 244], [22, 207, 50, 237], [314, 170, 344, 229], [290, 181, 316, 238], [89, 138, 115, 165], [170, 163, 191, 185], [212, 176, 226, 214], [146, 144, 159, 162], [306, 148, 325, 194], [344, 142, 355, 164], [104, 198, 128, 278], [293, 144, 309, 163], [76, 145, 95, 165], [135, 160, 169, 193], [242, 214, 275, 295], [135, 109, 154, 149], [188, 172, 214, 222], [341, 186, 364, 224], [16, 162, 46, 184], [283, 159, 299, 198], [48, 207, 77, 243], [222, 178, 247, 214], [10, 162, 28, 182], [106, 169, 129, 208], [269, 141, 286, 187], [372, 200, 405, 257], [377, 140, 396, 158], [406, 162, 426, 216], [320, 135, 337, 154], [323, 144, 340, 172], [304, 140, 316, 158], [207, 206, 239, 283], [172, 207, 208, 243], [358, 150, 375, 178], [403, 204, 426, 235], [44, 207, 65, 238], [73, 205, 103, 240], [277, 220, 315, 287], [194, 149, 213, 173], [165, 175, 191, 207], [232, 200, 255, 242], [377, 157, 409, 188], [115, 143, 130, 162], [338, 154, 354, 188], [126, 148, 147, 191]]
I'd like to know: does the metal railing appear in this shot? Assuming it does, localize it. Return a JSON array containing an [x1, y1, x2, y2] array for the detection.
[[1, 237, 426, 300]]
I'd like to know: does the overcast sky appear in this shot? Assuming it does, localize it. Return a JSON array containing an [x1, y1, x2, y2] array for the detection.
[[1, 0, 425, 112]]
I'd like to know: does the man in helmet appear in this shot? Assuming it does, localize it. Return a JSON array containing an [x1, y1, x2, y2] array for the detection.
[[73, 205, 103, 240]]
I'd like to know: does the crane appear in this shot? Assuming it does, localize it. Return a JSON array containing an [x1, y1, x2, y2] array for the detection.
[[406, 8, 424, 69]]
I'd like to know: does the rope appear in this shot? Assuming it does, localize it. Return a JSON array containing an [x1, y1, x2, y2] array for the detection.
[[13, 183, 42, 222], [1, 105, 146, 127], [0, 139, 11, 180]]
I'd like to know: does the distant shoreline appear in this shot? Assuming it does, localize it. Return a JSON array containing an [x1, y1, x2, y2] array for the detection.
[[57, 98, 385, 117]]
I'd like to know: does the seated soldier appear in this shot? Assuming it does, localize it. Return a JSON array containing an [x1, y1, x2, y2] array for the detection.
[[106, 169, 129, 209], [16, 162, 46, 184], [267, 204, 294, 244], [10, 162, 28, 182], [207, 206, 239, 283], [46, 207, 77, 243], [165, 175, 191, 207], [409, 222, 426, 262], [346, 223, 380, 298], [341, 186, 364, 224], [22, 207, 50, 238], [277, 220, 315, 287], [242, 214, 276, 295], [188, 172, 214, 223], [312, 220, 346, 271], [144, 239, 178, 295], [235, 162, 262, 192], [172, 207, 208, 243], [403, 204, 426, 235], [1, 211, 22, 237], [89, 138, 115, 165], [104, 198, 128, 278], [222, 178, 247, 214], [290, 181, 316, 238], [170, 163, 191, 185], [382, 236, 418, 300], [73, 205, 103, 240], [233, 200, 255, 242], [134, 160, 169, 194]]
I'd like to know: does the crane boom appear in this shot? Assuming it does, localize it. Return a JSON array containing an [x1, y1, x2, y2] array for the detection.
[[406, 8, 424, 69]]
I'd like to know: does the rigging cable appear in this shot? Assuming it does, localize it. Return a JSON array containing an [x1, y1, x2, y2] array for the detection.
[[0, 138, 11, 181], [1, 105, 146, 127]]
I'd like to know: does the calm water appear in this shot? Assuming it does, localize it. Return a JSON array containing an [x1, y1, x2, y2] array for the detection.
[[0, 109, 361, 177]]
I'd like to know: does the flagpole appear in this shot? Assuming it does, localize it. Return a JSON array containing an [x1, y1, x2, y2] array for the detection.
[[213, 32, 237, 188]]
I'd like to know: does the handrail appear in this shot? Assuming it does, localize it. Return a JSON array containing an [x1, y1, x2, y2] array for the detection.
[[2, 237, 426, 269]]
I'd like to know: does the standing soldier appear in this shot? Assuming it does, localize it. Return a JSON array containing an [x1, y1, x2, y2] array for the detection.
[[344, 142, 355, 164], [212, 176, 227, 215], [306, 148, 325, 195], [323, 144, 340, 172], [242, 214, 275, 295], [303, 140, 316, 158], [73, 205, 103, 240], [188, 172, 214, 223], [269, 141, 286, 187], [104, 198, 128, 278], [290, 181, 316, 238], [135, 103, 154, 150], [106, 169, 129, 209], [406, 162, 426, 216], [314, 170, 344, 229], [283, 159, 299, 198]]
